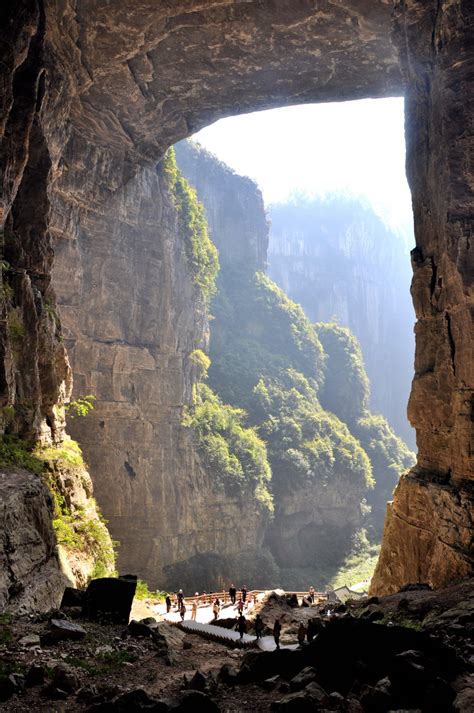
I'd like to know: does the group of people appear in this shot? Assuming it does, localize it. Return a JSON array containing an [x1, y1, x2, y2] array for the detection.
[[165, 584, 254, 622], [234, 612, 282, 649], [164, 584, 318, 649]]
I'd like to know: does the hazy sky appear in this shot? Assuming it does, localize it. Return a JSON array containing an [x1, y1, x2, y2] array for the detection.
[[193, 97, 414, 241]]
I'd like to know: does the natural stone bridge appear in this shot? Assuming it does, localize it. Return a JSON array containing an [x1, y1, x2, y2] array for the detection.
[[1, 1, 472, 601]]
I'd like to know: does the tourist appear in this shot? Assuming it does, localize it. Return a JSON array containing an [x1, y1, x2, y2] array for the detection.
[[177, 589, 184, 608], [273, 617, 282, 650], [309, 585, 315, 603], [297, 622, 306, 646], [191, 600, 198, 620], [254, 614, 264, 640], [180, 601, 186, 621], [213, 597, 220, 620], [241, 585, 247, 603], [229, 583, 237, 605], [237, 613, 247, 640], [237, 598, 244, 614], [165, 594, 172, 614]]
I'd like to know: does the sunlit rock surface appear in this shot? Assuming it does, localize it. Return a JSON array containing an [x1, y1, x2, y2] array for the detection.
[[1, 0, 472, 598]]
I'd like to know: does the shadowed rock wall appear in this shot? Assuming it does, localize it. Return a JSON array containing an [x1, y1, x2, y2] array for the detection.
[[1, 0, 472, 595]]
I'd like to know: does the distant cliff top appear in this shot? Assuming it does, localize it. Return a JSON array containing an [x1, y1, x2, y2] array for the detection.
[[175, 140, 269, 272]]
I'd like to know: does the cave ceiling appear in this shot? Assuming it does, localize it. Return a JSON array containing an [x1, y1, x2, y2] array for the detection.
[[53, 0, 403, 159]]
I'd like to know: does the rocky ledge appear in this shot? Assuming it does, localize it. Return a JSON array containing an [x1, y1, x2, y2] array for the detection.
[[0, 579, 473, 711]]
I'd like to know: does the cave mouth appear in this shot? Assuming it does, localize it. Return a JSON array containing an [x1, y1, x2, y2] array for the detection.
[[170, 96, 418, 592], [189, 97, 416, 448]]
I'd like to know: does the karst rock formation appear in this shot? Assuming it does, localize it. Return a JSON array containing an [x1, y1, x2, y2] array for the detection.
[[1, 0, 472, 602]]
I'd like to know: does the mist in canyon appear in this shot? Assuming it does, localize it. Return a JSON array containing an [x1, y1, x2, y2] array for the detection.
[[172, 98, 417, 590]]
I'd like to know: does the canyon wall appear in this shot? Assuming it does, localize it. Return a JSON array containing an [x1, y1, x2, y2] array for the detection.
[[371, 0, 474, 595], [1, 0, 472, 601], [268, 198, 415, 448], [52, 151, 268, 588], [176, 140, 414, 588]]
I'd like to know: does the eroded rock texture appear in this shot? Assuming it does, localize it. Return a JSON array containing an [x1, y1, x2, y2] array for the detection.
[[370, 0, 474, 595], [0, 467, 68, 612], [1, 0, 472, 595], [53, 155, 267, 586]]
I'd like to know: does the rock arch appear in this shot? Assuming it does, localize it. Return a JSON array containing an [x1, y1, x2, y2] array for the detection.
[[1, 1, 472, 594]]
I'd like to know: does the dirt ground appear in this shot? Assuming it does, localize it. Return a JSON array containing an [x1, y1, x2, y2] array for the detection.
[[1, 581, 473, 711]]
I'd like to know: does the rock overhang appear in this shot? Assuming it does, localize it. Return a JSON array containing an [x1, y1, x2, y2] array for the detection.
[[55, 0, 403, 159]]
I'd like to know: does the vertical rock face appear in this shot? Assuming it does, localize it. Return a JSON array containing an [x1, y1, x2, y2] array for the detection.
[[0, 467, 68, 612], [371, 0, 474, 595], [0, 1, 71, 444], [267, 199, 415, 448], [52, 151, 266, 587], [174, 142, 268, 272]]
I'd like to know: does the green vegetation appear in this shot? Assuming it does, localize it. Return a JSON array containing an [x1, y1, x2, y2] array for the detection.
[[161, 148, 219, 302], [183, 383, 273, 514], [0, 435, 116, 579], [254, 369, 374, 492], [315, 322, 415, 533], [36, 442, 117, 576], [64, 651, 137, 677], [7, 308, 25, 342], [0, 435, 44, 475], [189, 348, 211, 381], [207, 268, 374, 499], [352, 413, 415, 535], [65, 394, 96, 419], [278, 530, 379, 591], [0, 614, 13, 645], [316, 322, 369, 423], [209, 267, 325, 411], [134, 580, 168, 601]]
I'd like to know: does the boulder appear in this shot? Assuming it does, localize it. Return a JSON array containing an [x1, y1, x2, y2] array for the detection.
[[87, 689, 168, 711], [286, 594, 299, 608], [304, 618, 459, 695], [217, 664, 238, 686], [25, 664, 46, 687], [18, 633, 41, 647], [45, 618, 87, 642], [83, 575, 137, 624], [359, 678, 394, 712], [271, 687, 324, 712], [0, 673, 24, 702], [128, 620, 156, 638], [61, 586, 86, 608], [239, 649, 305, 683], [168, 690, 220, 712], [183, 670, 208, 693], [52, 664, 79, 694], [289, 666, 318, 692], [152, 622, 185, 663], [260, 675, 281, 691], [423, 677, 456, 712]]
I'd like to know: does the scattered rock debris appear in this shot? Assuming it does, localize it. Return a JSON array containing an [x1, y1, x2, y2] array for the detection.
[[0, 580, 472, 711]]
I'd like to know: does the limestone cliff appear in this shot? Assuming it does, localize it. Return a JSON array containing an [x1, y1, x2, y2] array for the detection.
[[268, 198, 415, 448], [0, 2, 115, 610], [52, 149, 270, 588], [1, 0, 472, 602], [371, 0, 474, 595]]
